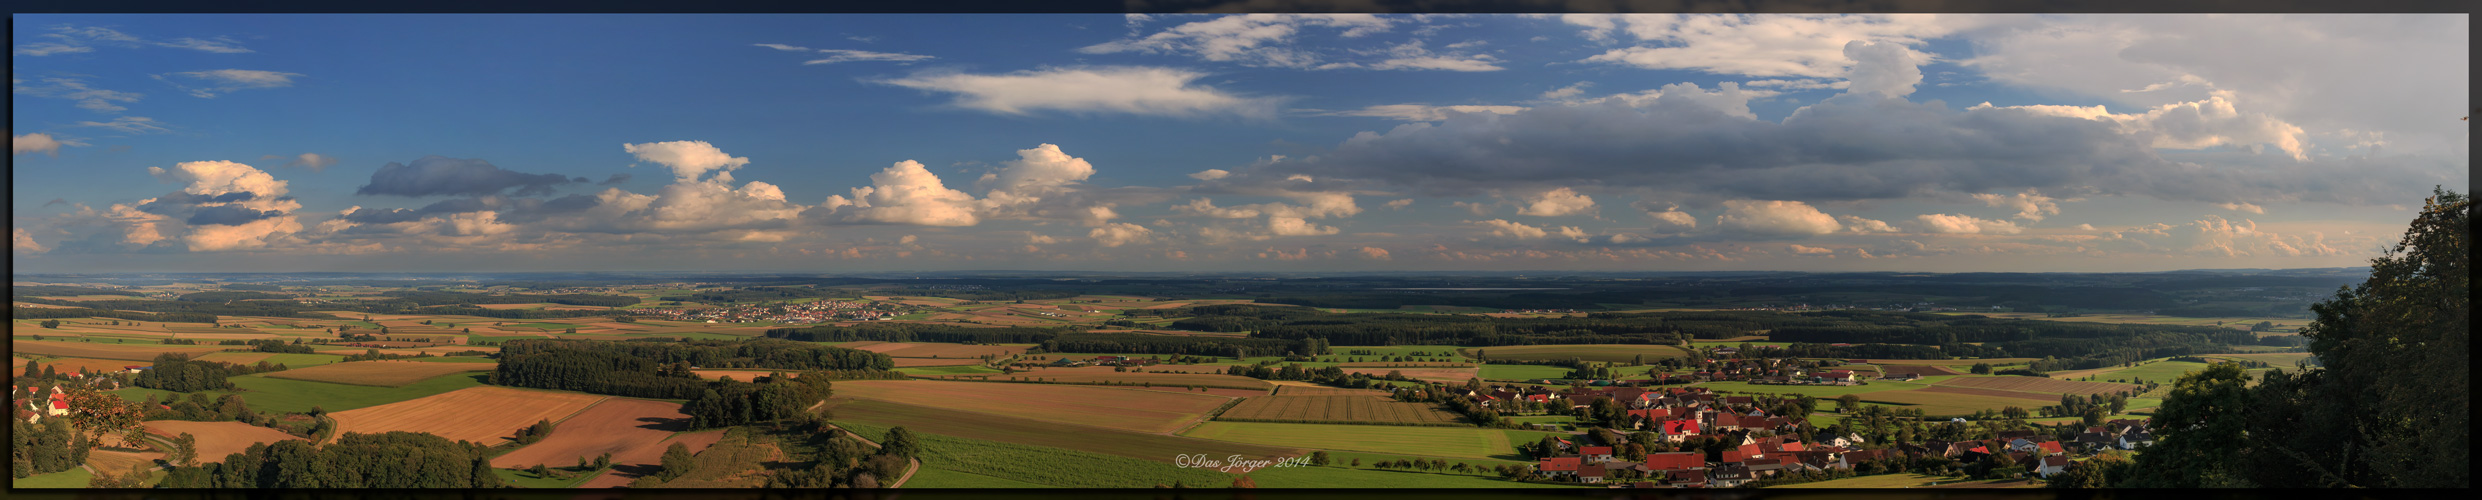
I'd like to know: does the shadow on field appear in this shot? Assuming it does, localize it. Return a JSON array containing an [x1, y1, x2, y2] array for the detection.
[[636, 416, 688, 431], [606, 462, 662, 480]]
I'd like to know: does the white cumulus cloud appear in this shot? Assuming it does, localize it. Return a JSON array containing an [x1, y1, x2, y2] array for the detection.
[[874, 66, 1275, 118]]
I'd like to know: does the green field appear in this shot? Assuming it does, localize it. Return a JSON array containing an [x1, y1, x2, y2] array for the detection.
[[254, 353, 350, 367], [1179, 421, 1560, 460], [827, 398, 1299, 462], [496, 322, 582, 330], [11, 467, 95, 488], [220, 371, 491, 413], [1245, 464, 1591, 488], [837, 422, 1238, 488], [1461, 344, 1689, 363], [1695, 380, 1927, 398], [405, 356, 497, 363], [1477, 364, 1576, 381], [902, 467, 1055, 488], [894, 365, 1004, 376], [492, 467, 600, 489]]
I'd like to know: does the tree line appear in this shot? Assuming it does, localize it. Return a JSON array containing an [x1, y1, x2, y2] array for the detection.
[[766, 323, 1064, 344], [155, 432, 503, 488]]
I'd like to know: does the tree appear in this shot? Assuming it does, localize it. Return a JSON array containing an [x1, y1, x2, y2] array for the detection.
[[2081, 406, 2107, 428], [40, 320, 61, 329], [172, 432, 200, 466], [880, 426, 919, 459], [1970, 363, 1993, 375], [2124, 363, 2255, 487], [1837, 394, 1862, 412], [657, 442, 696, 481]]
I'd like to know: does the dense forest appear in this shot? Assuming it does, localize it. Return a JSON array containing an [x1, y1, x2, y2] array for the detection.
[[155, 432, 502, 488], [493, 339, 879, 429]]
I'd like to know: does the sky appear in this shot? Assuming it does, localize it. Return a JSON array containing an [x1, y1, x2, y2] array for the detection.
[[9, 14, 2470, 273]]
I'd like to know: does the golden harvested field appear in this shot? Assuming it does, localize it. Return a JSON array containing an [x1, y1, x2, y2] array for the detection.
[[142, 420, 305, 461], [891, 357, 985, 367], [1938, 376, 2141, 396], [1217, 395, 1465, 425], [493, 398, 693, 469], [1342, 367, 1480, 383], [577, 430, 729, 488], [192, 352, 278, 365], [692, 370, 795, 381], [1141, 302, 1192, 310], [1914, 385, 2060, 402], [830, 380, 1233, 433], [260, 360, 495, 387], [11, 341, 237, 361], [328, 387, 605, 444], [13, 356, 140, 375], [983, 366, 1275, 390], [85, 448, 165, 476]]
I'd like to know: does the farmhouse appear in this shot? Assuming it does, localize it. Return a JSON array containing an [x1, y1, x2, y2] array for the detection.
[[1536, 456, 1581, 478]]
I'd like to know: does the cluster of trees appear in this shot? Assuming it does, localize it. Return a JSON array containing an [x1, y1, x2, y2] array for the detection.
[[2119, 189, 2469, 489], [135, 353, 289, 392], [767, 426, 914, 489], [493, 339, 883, 399], [1218, 363, 1385, 389], [249, 339, 318, 354], [155, 432, 504, 488], [767, 323, 1061, 344], [681, 372, 835, 430], [2042, 392, 2128, 423], [512, 419, 555, 445], [10, 418, 92, 479]]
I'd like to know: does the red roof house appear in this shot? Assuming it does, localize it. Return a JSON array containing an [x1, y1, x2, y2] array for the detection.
[[1538, 456, 1582, 473], [1644, 451, 1705, 472]]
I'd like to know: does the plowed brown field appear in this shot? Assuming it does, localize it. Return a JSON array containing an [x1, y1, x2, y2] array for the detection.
[[493, 398, 692, 469], [328, 387, 604, 444], [143, 420, 304, 461]]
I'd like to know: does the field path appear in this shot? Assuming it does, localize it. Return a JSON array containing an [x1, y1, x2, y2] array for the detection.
[[811, 400, 919, 488]]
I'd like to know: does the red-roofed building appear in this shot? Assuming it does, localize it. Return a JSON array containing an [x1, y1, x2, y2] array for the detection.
[[1659, 419, 1702, 441], [48, 398, 69, 416], [1580, 446, 1614, 463], [1537, 457, 1582, 477], [1664, 468, 1708, 487], [2036, 441, 2066, 455], [1644, 451, 1704, 472], [2037, 455, 2071, 477], [1578, 463, 1608, 483]]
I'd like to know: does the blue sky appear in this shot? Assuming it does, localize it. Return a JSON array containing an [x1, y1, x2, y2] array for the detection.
[[11, 14, 2469, 273]]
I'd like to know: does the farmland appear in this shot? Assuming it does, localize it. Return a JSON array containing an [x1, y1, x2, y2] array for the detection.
[[575, 430, 730, 488], [494, 398, 694, 470], [1217, 395, 1466, 426], [141, 420, 305, 461], [11, 340, 238, 361], [328, 386, 606, 444], [968, 366, 1275, 390], [828, 380, 1235, 433], [1858, 389, 2052, 416], [1937, 376, 2143, 396], [839, 422, 1239, 489], [1460, 344, 1690, 363], [14, 356, 140, 376], [1912, 385, 2060, 402], [1339, 367, 1479, 383], [1180, 421, 1561, 460], [1478, 364, 1575, 381], [825, 398, 1304, 462], [1879, 364, 1965, 377], [258, 360, 495, 387]]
